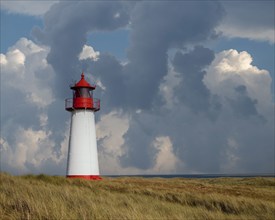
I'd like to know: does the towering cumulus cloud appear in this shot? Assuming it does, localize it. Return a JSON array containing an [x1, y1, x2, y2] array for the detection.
[[32, 1, 131, 98], [1, 1, 274, 175]]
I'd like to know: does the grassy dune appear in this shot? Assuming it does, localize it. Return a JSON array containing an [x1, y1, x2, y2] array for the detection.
[[0, 173, 274, 219]]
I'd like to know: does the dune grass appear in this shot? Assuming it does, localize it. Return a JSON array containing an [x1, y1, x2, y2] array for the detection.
[[0, 173, 274, 219]]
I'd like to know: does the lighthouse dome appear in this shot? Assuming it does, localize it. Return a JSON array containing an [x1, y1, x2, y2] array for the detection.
[[71, 73, 95, 90]]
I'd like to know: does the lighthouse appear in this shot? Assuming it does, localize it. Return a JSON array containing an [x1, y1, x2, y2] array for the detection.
[[65, 73, 101, 180]]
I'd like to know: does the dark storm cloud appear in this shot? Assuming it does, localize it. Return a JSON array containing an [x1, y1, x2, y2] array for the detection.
[[84, 1, 224, 111], [80, 1, 224, 170], [120, 46, 224, 171], [118, 45, 273, 172], [86, 53, 126, 113], [1, 89, 39, 130], [123, 1, 223, 109], [33, 1, 228, 171], [19, 0, 273, 174], [222, 1, 274, 29], [32, 0, 223, 110], [234, 120, 274, 173], [172, 46, 215, 114], [46, 99, 68, 152], [120, 113, 159, 169], [229, 85, 260, 119], [32, 1, 131, 98]]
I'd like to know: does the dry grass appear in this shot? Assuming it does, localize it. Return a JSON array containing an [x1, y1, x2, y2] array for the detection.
[[0, 173, 274, 219]]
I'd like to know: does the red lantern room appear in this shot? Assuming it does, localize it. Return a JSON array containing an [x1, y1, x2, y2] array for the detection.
[[65, 73, 100, 112]]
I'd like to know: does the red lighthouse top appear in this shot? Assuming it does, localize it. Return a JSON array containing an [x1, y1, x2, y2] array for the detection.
[[65, 73, 100, 112], [71, 73, 96, 90]]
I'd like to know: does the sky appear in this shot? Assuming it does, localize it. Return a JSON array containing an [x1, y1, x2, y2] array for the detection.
[[0, 0, 274, 176]]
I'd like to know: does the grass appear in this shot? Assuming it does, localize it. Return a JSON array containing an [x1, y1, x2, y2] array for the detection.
[[0, 173, 274, 219]]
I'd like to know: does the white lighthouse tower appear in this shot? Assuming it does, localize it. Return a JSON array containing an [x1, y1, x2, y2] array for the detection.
[[65, 73, 101, 180]]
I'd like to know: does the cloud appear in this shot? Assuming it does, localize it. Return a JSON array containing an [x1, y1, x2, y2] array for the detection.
[[119, 47, 274, 174], [96, 111, 129, 174], [0, 1, 58, 16], [96, 111, 181, 175], [1, 2, 274, 176], [1, 38, 54, 108], [152, 136, 181, 174], [79, 45, 100, 61], [204, 49, 273, 115], [219, 1, 275, 43], [1, 128, 52, 174], [0, 38, 68, 175], [32, 1, 131, 98], [121, 1, 223, 110], [172, 46, 216, 114]]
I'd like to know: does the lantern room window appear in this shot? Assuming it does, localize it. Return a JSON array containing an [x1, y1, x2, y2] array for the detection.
[[74, 88, 91, 98]]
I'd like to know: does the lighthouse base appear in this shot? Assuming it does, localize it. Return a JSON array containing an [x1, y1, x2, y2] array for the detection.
[[67, 175, 102, 180]]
